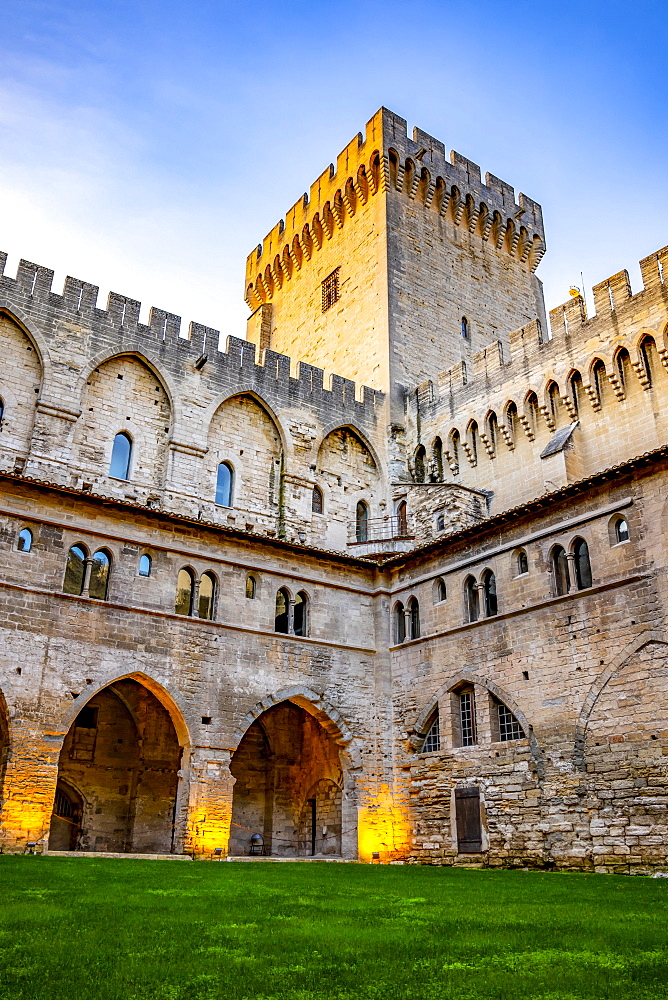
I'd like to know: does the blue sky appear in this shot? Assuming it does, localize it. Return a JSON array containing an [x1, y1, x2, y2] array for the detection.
[[1, 0, 666, 344]]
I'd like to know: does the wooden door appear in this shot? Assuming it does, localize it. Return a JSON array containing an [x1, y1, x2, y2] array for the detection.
[[455, 785, 482, 853]]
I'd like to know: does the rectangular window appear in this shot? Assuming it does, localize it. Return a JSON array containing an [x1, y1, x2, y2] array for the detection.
[[455, 785, 482, 853], [498, 702, 525, 741], [321, 269, 340, 312], [459, 690, 476, 746], [70, 707, 98, 762]]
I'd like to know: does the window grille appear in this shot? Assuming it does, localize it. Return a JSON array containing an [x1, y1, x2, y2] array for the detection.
[[54, 788, 76, 819], [312, 485, 323, 514], [459, 689, 476, 746], [422, 715, 440, 753], [498, 702, 525, 741], [321, 269, 340, 312]]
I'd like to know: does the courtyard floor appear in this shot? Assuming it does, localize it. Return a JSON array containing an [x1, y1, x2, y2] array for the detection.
[[0, 857, 666, 1000]]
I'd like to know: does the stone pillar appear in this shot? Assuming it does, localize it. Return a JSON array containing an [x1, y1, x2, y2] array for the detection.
[[191, 578, 201, 619], [184, 747, 236, 857], [81, 557, 94, 598], [287, 599, 296, 635], [0, 719, 63, 853], [566, 553, 578, 593]]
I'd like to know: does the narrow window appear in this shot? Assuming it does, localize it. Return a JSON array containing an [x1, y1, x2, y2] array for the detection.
[[408, 597, 420, 640], [245, 574, 257, 599], [138, 554, 151, 577], [615, 517, 629, 544], [275, 588, 290, 633], [422, 713, 440, 753], [0, 398, 4, 428], [89, 549, 111, 600], [311, 485, 323, 514], [486, 412, 498, 454], [355, 501, 369, 543], [414, 446, 426, 483], [459, 688, 477, 746], [547, 382, 560, 426], [293, 590, 308, 636], [321, 269, 340, 312], [64, 544, 87, 596], [552, 545, 570, 596], [640, 336, 656, 387], [517, 549, 528, 575], [496, 701, 525, 741], [436, 514, 445, 532], [569, 372, 582, 415], [175, 568, 195, 616], [433, 438, 443, 480], [573, 538, 592, 589], [435, 578, 447, 603], [394, 601, 405, 644], [198, 571, 216, 620], [216, 462, 234, 507], [455, 786, 482, 853], [109, 432, 132, 480], [468, 421, 478, 464], [505, 402, 517, 445], [592, 360, 606, 404], [464, 576, 479, 623], [396, 500, 408, 536], [616, 348, 631, 389], [482, 570, 497, 617], [17, 528, 32, 552], [461, 316, 469, 339]]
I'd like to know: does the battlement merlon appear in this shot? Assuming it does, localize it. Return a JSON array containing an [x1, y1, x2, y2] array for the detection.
[[245, 107, 546, 291], [0, 253, 384, 417]]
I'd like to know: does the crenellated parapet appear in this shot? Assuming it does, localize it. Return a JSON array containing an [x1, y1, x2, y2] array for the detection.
[[244, 108, 546, 312], [405, 245, 668, 510], [0, 252, 383, 419]]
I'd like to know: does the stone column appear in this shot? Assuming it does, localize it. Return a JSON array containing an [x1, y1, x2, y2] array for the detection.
[[81, 557, 94, 597], [183, 747, 236, 857], [566, 553, 578, 593]]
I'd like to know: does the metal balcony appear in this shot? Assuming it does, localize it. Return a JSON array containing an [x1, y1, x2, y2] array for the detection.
[[347, 515, 415, 558]]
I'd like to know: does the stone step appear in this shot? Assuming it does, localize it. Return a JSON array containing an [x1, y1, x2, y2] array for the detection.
[[45, 851, 192, 861]]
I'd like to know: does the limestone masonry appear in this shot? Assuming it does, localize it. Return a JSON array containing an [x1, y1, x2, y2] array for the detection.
[[1, 107, 667, 872]]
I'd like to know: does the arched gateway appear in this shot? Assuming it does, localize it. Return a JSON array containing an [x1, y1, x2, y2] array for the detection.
[[229, 695, 358, 858], [48, 678, 184, 854]]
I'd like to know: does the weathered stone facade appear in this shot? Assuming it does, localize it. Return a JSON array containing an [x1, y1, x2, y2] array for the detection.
[[0, 108, 667, 872]]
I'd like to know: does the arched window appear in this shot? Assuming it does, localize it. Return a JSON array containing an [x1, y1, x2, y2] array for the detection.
[[275, 588, 290, 633], [0, 397, 4, 428], [436, 513, 445, 532], [245, 574, 257, 599], [433, 438, 443, 481], [109, 432, 132, 480], [516, 549, 529, 575], [89, 549, 111, 600], [464, 575, 479, 623], [394, 601, 405, 644], [613, 516, 630, 544], [569, 371, 582, 415], [422, 712, 440, 753], [552, 545, 570, 596], [408, 597, 420, 640], [311, 485, 323, 514], [448, 429, 460, 473], [175, 568, 195, 616], [467, 421, 478, 465], [216, 462, 234, 507], [17, 528, 32, 552], [482, 570, 497, 617], [591, 360, 607, 404], [546, 381, 561, 426], [525, 392, 539, 434], [461, 316, 469, 339], [434, 577, 447, 603], [414, 445, 426, 483], [486, 412, 498, 455], [396, 500, 408, 536], [640, 335, 658, 388], [504, 401, 517, 445], [355, 501, 369, 543], [615, 348, 632, 389], [64, 544, 87, 596], [293, 591, 308, 637], [138, 554, 151, 577], [198, 571, 216, 620], [573, 537, 592, 589]]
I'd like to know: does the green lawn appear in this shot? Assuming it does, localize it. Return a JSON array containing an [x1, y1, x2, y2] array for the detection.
[[0, 858, 666, 1000]]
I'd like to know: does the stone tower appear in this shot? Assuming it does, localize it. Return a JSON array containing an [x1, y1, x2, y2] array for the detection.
[[245, 108, 547, 417]]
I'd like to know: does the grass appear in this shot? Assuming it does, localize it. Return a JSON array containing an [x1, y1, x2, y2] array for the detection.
[[0, 858, 666, 1000]]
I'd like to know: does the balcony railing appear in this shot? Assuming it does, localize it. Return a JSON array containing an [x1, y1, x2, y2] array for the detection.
[[350, 515, 413, 545]]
